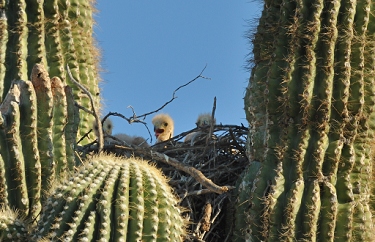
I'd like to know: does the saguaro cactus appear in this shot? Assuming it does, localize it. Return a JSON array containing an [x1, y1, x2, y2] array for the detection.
[[0, 208, 28, 241], [33, 155, 186, 242], [0, 64, 79, 220], [0, 0, 100, 142], [237, 0, 375, 241]]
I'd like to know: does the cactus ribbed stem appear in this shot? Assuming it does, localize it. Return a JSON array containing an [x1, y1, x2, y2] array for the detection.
[[1, 0, 100, 142], [0, 208, 28, 241], [238, 0, 375, 240], [113, 162, 131, 241], [18, 80, 41, 220], [0, 64, 79, 223], [51, 77, 68, 176], [0, 7, 7, 97], [0, 143, 8, 210], [31, 64, 54, 195], [3, 0, 28, 93], [64, 85, 79, 169], [4, 101, 29, 216], [33, 155, 186, 241], [25, 0, 47, 71]]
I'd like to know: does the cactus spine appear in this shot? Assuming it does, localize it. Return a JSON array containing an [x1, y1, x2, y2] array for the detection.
[[0, 0, 100, 143], [0, 64, 79, 220], [33, 155, 186, 241], [238, 0, 375, 241], [0, 208, 28, 241]]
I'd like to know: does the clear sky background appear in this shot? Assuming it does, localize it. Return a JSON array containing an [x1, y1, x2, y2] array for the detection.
[[93, 1, 262, 144]]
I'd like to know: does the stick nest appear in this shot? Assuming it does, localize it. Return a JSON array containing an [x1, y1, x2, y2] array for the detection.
[[80, 124, 249, 242]]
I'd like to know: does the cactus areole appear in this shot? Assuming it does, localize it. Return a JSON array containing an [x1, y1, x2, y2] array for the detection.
[[238, 0, 375, 241]]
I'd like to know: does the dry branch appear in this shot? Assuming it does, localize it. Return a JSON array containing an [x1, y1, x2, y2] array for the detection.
[[67, 65, 104, 152]]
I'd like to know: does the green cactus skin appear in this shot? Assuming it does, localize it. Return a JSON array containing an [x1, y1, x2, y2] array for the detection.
[[0, 0, 101, 143], [237, 0, 375, 241], [30, 64, 55, 200], [18, 79, 42, 222], [64, 85, 79, 170], [0, 208, 29, 242], [51, 77, 68, 177], [0, 64, 79, 220], [33, 155, 186, 242], [0, 6, 7, 98]]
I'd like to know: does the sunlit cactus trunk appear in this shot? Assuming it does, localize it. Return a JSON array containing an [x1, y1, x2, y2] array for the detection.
[[0, 0, 101, 143], [0, 64, 79, 221], [236, 0, 375, 241]]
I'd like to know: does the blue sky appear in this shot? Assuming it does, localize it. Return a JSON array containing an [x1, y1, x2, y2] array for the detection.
[[94, 2, 262, 144]]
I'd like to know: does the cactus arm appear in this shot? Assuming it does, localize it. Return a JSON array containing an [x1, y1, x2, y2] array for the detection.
[[0, 83, 31, 217], [3, 0, 28, 96], [44, 0, 64, 78], [25, 0, 47, 72], [64, 0, 99, 141], [0, 7, 7, 99], [64, 85, 79, 169], [4, 101, 29, 216], [51, 77, 68, 176], [0, 114, 9, 208], [18, 80, 41, 220], [1, 0, 100, 140], [30, 64, 54, 196]]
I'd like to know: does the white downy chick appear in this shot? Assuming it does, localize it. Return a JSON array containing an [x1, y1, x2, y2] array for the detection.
[[184, 113, 215, 143], [93, 118, 113, 137], [195, 113, 216, 128], [93, 118, 148, 147], [152, 114, 174, 143], [113, 133, 149, 148]]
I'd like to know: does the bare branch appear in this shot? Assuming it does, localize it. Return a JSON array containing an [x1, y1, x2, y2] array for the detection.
[[67, 65, 104, 152], [102, 111, 153, 143], [149, 151, 232, 194], [137, 65, 210, 119], [206, 97, 217, 145], [98, 66, 210, 144], [74, 101, 94, 115]]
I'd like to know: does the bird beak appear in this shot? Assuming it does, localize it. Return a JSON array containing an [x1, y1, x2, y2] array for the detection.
[[154, 128, 164, 138]]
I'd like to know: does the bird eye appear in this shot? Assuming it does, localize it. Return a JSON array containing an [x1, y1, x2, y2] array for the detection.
[[164, 123, 168, 127]]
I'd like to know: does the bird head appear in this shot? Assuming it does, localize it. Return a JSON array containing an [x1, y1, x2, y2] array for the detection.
[[196, 113, 215, 128], [152, 114, 174, 143], [93, 118, 113, 137]]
